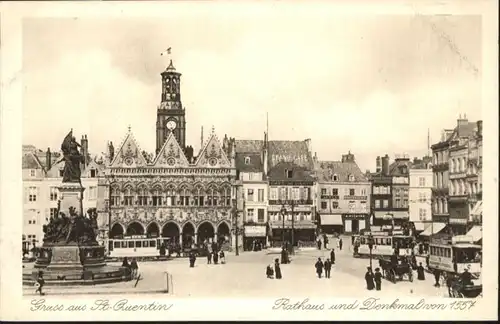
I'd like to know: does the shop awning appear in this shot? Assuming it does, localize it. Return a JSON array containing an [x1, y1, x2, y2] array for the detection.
[[320, 214, 343, 226], [413, 222, 428, 231], [465, 226, 482, 242], [471, 201, 483, 216], [420, 222, 446, 236], [374, 211, 409, 219]]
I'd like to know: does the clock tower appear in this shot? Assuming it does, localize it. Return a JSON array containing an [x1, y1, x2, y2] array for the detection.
[[156, 59, 186, 153]]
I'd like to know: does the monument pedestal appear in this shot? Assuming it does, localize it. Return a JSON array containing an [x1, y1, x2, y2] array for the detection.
[[58, 182, 85, 218], [46, 246, 83, 271]]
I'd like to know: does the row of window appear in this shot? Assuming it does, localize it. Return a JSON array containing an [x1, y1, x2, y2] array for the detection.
[[29, 169, 98, 178], [268, 212, 313, 222], [110, 193, 232, 207], [320, 201, 368, 212], [374, 199, 390, 208], [246, 208, 266, 223], [372, 186, 390, 195], [320, 188, 367, 196], [247, 189, 265, 202], [24, 186, 97, 203], [269, 187, 311, 201]]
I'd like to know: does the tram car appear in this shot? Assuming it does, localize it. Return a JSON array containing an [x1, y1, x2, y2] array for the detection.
[[354, 231, 414, 257], [428, 235, 482, 275], [108, 235, 170, 259]]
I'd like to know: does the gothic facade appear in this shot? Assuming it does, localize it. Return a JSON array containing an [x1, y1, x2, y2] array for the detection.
[[103, 59, 237, 248]]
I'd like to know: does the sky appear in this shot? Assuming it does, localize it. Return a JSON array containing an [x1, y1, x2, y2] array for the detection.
[[22, 13, 482, 172]]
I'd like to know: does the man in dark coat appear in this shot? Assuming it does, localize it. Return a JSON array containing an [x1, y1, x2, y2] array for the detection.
[[324, 258, 332, 279], [213, 251, 219, 264], [274, 259, 282, 279], [315, 258, 324, 278], [459, 268, 473, 286], [417, 262, 426, 280], [330, 249, 336, 265], [189, 252, 196, 268], [317, 238, 322, 250], [281, 247, 287, 264], [433, 269, 441, 287], [338, 238, 343, 251], [207, 248, 212, 264], [365, 267, 375, 290], [374, 268, 382, 291]]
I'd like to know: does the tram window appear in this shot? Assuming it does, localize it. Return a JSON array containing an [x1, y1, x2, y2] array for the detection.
[[121, 241, 127, 248], [136, 241, 142, 248], [143, 241, 149, 248], [150, 240, 156, 247], [114, 242, 120, 248], [128, 241, 134, 248]]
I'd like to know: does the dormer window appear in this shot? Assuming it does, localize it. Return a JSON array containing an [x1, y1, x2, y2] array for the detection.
[[90, 169, 97, 178], [30, 169, 36, 177], [333, 174, 339, 181], [244, 157, 251, 165], [285, 169, 293, 179], [348, 174, 355, 182]]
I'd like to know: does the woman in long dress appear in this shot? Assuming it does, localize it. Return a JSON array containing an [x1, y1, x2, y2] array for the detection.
[[274, 259, 282, 279], [365, 267, 375, 290]]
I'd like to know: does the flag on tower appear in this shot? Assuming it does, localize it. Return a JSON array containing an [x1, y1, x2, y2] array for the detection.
[[161, 47, 172, 56]]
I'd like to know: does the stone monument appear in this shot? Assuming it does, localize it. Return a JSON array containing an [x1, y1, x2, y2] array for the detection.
[[23, 130, 130, 286]]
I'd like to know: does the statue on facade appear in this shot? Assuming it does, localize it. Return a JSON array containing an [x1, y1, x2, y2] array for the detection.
[[56, 129, 84, 183]]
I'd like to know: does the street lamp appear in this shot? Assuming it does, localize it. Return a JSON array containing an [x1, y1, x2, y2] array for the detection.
[[231, 202, 240, 256], [280, 205, 286, 247], [367, 233, 374, 269]]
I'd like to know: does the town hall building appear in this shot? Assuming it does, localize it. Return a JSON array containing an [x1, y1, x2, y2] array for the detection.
[[101, 59, 237, 252]]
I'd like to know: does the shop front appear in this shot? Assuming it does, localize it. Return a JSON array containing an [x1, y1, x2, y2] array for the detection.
[[319, 214, 343, 235], [243, 225, 268, 251], [269, 221, 316, 248], [342, 213, 369, 234]]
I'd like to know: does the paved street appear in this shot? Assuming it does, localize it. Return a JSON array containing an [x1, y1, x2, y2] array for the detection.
[[23, 237, 449, 298]]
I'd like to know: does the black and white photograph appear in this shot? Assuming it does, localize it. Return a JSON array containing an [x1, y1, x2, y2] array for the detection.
[[1, 1, 498, 321]]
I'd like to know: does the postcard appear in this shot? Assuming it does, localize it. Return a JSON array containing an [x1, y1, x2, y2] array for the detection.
[[0, 0, 498, 321]]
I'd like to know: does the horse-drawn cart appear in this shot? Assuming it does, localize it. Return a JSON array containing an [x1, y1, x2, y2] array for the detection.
[[379, 257, 413, 284]]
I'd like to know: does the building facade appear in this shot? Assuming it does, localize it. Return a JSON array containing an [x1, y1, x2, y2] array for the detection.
[[431, 115, 480, 235], [409, 165, 433, 232], [102, 60, 237, 250], [234, 135, 269, 250], [22, 144, 102, 249], [315, 152, 371, 234]]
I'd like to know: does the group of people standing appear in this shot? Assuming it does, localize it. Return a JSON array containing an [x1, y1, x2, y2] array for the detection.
[[122, 257, 139, 279], [364, 267, 383, 291], [316, 234, 343, 251], [266, 258, 282, 279]]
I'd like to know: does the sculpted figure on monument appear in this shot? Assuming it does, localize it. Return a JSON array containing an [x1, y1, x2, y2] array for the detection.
[[55, 129, 84, 183]]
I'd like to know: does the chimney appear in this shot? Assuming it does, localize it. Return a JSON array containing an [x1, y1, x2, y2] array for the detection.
[[457, 113, 468, 128], [81, 135, 89, 166], [46, 148, 52, 170], [263, 132, 269, 175], [477, 120, 482, 136], [382, 154, 390, 176], [376, 156, 381, 173]]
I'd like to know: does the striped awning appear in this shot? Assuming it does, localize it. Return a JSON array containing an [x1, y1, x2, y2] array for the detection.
[[420, 222, 446, 236], [465, 226, 482, 242]]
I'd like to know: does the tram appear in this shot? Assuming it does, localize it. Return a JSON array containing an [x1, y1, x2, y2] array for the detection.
[[108, 235, 170, 259], [428, 235, 482, 277], [354, 231, 414, 257]]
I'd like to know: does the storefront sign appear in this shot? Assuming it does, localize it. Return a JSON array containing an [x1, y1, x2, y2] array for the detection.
[[449, 218, 467, 225], [244, 226, 267, 237], [343, 214, 367, 220]]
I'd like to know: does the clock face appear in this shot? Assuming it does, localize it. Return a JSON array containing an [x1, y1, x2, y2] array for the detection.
[[166, 120, 177, 130]]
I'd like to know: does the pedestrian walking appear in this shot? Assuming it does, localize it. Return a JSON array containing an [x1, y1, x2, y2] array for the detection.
[[281, 247, 287, 264], [189, 252, 196, 268], [274, 259, 282, 279], [317, 237, 322, 250], [323, 234, 328, 249], [338, 238, 343, 251], [417, 262, 425, 280], [365, 267, 375, 290], [266, 264, 274, 279], [130, 258, 139, 279], [446, 273, 455, 297], [34, 270, 45, 296], [330, 248, 336, 265], [374, 268, 382, 291], [433, 269, 441, 287], [207, 250, 212, 264], [315, 257, 324, 278], [324, 258, 332, 278], [213, 250, 219, 264], [220, 250, 226, 264]]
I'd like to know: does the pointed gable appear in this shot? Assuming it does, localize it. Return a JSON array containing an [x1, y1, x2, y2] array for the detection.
[[153, 133, 190, 167], [110, 129, 148, 168], [195, 132, 231, 168]]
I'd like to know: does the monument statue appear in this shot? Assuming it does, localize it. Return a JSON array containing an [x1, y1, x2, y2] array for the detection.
[[42, 207, 99, 246], [55, 129, 84, 183]]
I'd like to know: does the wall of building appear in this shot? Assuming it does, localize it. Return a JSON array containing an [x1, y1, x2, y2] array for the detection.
[[242, 171, 268, 224], [409, 169, 433, 223], [317, 183, 370, 214]]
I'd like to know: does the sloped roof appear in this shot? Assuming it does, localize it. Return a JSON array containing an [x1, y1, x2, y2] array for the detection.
[[235, 152, 263, 172], [234, 140, 263, 153], [388, 159, 412, 177], [268, 161, 315, 182], [315, 160, 368, 182], [22, 152, 44, 170]]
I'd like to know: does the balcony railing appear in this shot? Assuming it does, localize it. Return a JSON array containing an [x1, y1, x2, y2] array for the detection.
[[268, 199, 313, 205], [320, 195, 340, 200], [343, 195, 368, 200]]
